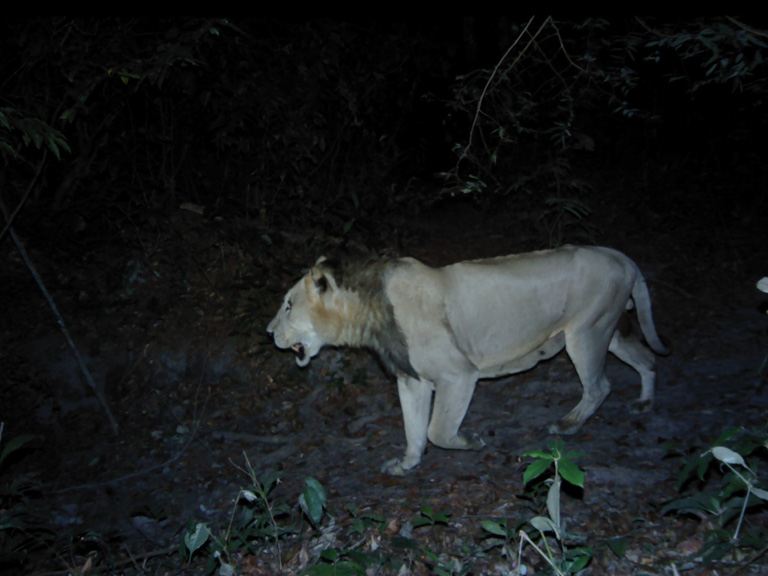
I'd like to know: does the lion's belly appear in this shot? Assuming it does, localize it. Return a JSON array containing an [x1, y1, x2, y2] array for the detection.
[[476, 332, 565, 377]]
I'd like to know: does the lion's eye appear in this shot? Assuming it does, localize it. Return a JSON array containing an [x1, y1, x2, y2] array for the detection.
[[285, 300, 292, 313]]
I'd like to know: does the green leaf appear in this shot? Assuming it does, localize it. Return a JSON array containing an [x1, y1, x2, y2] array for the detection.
[[546, 475, 561, 537], [696, 451, 714, 482], [712, 427, 742, 446], [607, 536, 628, 558], [530, 515, 557, 534], [55, 134, 71, 155], [240, 489, 258, 503], [320, 548, 339, 561], [0, 434, 41, 467], [751, 486, 768, 501], [431, 509, 451, 524], [523, 458, 552, 485], [712, 446, 747, 468], [661, 492, 722, 516], [481, 520, 508, 537], [563, 546, 593, 572], [523, 449, 553, 460], [183, 522, 210, 559], [299, 477, 327, 526], [558, 457, 584, 488], [259, 470, 281, 494], [0, 141, 16, 157], [46, 136, 61, 160]]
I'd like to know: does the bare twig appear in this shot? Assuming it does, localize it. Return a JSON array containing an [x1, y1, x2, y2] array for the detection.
[[725, 16, 768, 39], [0, 149, 47, 242], [0, 192, 119, 435], [459, 16, 538, 169]]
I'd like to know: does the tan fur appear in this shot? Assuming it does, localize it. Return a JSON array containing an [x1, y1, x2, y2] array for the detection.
[[267, 246, 668, 475]]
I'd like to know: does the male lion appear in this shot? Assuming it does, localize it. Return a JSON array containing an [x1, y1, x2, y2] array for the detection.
[[267, 246, 668, 475]]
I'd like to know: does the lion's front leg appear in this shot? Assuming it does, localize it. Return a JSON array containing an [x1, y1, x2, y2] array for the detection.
[[381, 375, 432, 476]]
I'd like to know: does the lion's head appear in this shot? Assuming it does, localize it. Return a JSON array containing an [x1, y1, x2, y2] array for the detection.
[[267, 255, 418, 377], [266, 257, 343, 368]]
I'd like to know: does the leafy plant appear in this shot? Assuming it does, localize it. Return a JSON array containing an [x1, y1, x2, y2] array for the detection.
[[182, 521, 211, 563], [413, 505, 452, 529], [639, 17, 768, 94], [419, 547, 471, 576], [480, 516, 523, 560], [0, 424, 40, 472], [303, 505, 395, 576], [442, 17, 768, 246], [0, 107, 70, 161], [662, 427, 768, 565], [346, 503, 385, 538], [298, 476, 328, 529], [520, 440, 591, 576], [0, 423, 45, 573], [439, 18, 608, 245], [180, 453, 328, 574], [305, 546, 391, 576], [480, 441, 591, 575], [2, 18, 457, 240]]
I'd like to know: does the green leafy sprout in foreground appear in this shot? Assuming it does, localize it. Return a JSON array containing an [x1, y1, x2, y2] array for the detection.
[[482, 440, 591, 576]]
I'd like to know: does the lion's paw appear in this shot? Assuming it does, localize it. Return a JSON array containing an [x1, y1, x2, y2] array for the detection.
[[549, 420, 581, 435], [468, 433, 486, 451], [630, 399, 653, 414], [381, 458, 407, 476]]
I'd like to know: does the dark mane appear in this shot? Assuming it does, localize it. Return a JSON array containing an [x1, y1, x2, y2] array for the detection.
[[317, 255, 418, 379]]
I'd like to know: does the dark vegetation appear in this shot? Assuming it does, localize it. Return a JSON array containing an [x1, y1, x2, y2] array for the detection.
[[1, 17, 768, 575]]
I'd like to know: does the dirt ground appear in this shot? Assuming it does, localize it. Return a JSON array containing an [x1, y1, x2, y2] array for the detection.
[[2, 200, 768, 575]]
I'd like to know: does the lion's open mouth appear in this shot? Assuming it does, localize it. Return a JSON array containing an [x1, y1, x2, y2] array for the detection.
[[291, 344, 306, 360]]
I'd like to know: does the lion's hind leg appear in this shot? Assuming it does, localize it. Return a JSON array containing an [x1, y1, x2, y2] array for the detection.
[[608, 318, 656, 413], [551, 331, 613, 435]]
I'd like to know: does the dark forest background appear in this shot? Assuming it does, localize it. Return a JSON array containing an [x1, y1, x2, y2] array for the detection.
[[2, 17, 765, 248]]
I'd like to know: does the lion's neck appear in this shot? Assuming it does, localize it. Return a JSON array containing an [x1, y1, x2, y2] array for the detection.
[[335, 295, 386, 347], [333, 290, 417, 378]]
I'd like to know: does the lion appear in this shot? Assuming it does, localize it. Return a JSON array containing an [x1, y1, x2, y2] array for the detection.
[[267, 246, 669, 475]]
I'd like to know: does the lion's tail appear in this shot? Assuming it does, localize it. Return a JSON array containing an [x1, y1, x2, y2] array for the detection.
[[631, 273, 670, 356]]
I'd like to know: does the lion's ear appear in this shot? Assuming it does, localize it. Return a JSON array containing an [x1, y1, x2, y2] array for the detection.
[[304, 271, 321, 302], [308, 266, 337, 298], [311, 267, 329, 294], [315, 256, 327, 265]]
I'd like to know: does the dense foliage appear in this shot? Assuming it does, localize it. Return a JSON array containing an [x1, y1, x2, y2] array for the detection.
[[0, 18, 455, 239], [1, 17, 766, 245]]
